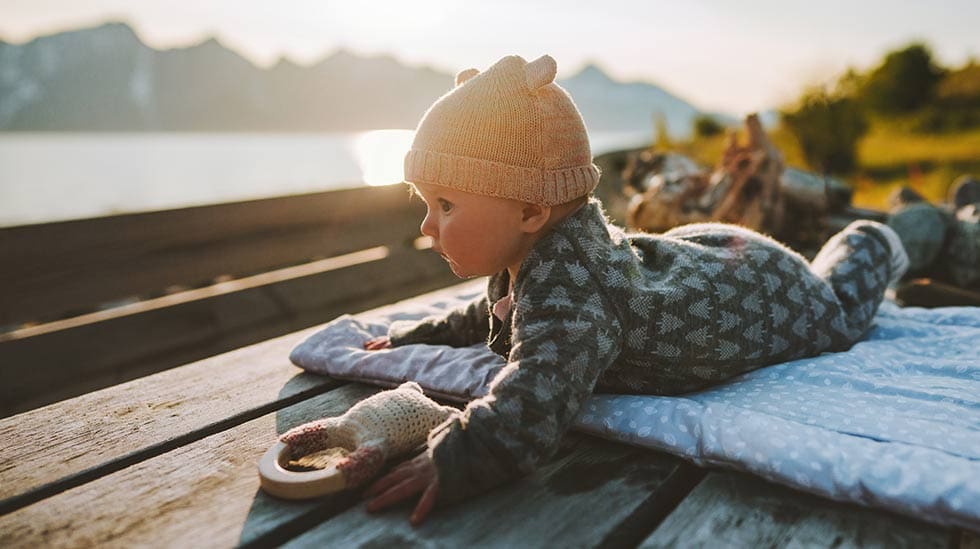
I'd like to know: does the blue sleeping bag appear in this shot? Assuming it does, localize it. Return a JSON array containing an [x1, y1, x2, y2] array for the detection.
[[290, 282, 980, 530]]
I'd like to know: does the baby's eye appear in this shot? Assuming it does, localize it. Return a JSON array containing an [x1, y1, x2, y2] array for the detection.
[[438, 199, 453, 213]]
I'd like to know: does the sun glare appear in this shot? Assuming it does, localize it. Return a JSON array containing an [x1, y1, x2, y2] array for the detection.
[[354, 129, 415, 186]]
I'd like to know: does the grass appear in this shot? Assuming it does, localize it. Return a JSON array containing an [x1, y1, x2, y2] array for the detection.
[[854, 122, 980, 208], [858, 122, 980, 168], [849, 165, 964, 209]]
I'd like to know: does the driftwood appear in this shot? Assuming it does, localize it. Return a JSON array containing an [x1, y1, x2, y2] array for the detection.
[[625, 114, 784, 235], [623, 114, 851, 248]]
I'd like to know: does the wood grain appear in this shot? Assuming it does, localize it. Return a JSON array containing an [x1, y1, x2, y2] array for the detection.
[[637, 472, 950, 548], [0, 247, 458, 417], [281, 436, 699, 549], [0, 184, 423, 326], [0, 380, 696, 549], [0, 384, 380, 549], [0, 281, 480, 514], [0, 323, 337, 513]]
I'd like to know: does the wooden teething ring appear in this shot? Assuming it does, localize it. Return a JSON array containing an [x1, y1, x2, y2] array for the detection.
[[257, 441, 347, 499]]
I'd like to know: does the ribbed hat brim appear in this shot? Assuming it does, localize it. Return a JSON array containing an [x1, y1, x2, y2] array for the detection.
[[404, 148, 600, 206]]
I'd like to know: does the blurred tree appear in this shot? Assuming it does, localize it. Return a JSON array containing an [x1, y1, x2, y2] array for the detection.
[[781, 88, 868, 174], [936, 61, 980, 107], [693, 114, 724, 138], [835, 67, 865, 98], [653, 112, 672, 149], [861, 43, 945, 114], [911, 61, 980, 132]]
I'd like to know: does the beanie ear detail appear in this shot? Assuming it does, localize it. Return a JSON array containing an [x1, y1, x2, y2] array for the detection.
[[455, 68, 479, 86], [525, 55, 557, 90], [406, 54, 597, 206]]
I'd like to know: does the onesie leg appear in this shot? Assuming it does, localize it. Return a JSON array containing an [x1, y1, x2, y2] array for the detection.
[[809, 220, 907, 344]]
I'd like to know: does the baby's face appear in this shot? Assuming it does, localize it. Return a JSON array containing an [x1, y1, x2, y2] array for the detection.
[[411, 182, 531, 278]]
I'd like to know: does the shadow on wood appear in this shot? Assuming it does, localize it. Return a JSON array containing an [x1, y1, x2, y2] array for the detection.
[[0, 186, 458, 417]]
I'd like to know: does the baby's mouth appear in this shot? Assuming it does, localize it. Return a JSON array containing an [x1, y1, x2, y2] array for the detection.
[[435, 250, 455, 268], [431, 247, 449, 262]]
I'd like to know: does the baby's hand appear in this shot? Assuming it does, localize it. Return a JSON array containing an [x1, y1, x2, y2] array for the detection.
[[364, 452, 439, 526], [279, 417, 345, 460], [277, 382, 452, 491], [279, 418, 384, 488], [364, 336, 392, 351]]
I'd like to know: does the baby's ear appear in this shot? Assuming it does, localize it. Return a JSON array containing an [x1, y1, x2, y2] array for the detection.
[[455, 68, 479, 86], [525, 54, 557, 90], [520, 203, 552, 234]]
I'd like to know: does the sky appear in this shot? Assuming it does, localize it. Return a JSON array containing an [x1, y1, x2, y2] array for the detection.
[[1, 0, 977, 115]]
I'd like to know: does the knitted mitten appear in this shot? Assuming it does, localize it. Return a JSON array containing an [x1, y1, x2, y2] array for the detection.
[[280, 382, 455, 488]]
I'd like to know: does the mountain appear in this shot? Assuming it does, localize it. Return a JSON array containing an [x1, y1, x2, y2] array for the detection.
[[0, 23, 452, 132], [558, 63, 708, 137], [0, 22, 729, 137]]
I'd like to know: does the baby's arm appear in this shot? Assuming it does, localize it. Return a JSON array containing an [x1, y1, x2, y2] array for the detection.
[[426, 284, 623, 504], [384, 294, 491, 348]]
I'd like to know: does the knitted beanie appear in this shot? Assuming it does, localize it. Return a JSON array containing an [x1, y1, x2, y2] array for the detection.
[[404, 54, 601, 206]]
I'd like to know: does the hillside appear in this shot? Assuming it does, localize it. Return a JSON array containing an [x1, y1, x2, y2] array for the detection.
[[0, 22, 725, 137]]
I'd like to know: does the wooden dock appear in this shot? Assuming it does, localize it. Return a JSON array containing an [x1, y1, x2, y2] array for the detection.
[[0, 184, 458, 416], [0, 185, 975, 547]]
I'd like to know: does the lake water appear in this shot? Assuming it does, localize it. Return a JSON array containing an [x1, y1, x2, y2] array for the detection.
[[0, 130, 651, 227]]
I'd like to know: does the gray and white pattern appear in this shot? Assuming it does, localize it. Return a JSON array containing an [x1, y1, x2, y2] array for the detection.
[[290, 287, 980, 530], [389, 199, 896, 504]]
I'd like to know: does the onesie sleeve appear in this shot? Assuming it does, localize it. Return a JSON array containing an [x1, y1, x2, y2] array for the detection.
[[426, 256, 624, 504], [387, 294, 491, 348]]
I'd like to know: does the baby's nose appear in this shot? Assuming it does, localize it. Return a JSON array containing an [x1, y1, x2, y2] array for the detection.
[[420, 213, 437, 238]]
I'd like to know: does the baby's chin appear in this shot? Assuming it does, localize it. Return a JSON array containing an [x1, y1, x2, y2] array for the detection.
[[448, 264, 479, 279], [443, 256, 491, 279], [441, 256, 467, 278]]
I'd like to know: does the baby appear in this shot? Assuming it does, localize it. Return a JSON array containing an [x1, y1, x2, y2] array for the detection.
[[285, 54, 909, 524]]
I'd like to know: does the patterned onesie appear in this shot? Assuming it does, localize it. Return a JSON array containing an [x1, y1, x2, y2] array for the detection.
[[389, 199, 897, 504]]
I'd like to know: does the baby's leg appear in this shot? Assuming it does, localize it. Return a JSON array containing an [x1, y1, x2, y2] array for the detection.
[[809, 220, 909, 343]]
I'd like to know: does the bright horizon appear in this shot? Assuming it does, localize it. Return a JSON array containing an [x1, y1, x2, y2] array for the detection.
[[1, 0, 978, 115]]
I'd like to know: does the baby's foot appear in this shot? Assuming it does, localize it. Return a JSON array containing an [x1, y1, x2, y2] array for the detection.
[[876, 224, 910, 285]]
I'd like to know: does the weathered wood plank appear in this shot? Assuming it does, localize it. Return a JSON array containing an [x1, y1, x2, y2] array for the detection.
[[0, 184, 423, 326], [0, 325, 336, 514], [0, 247, 458, 417], [280, 437, 702, 549], [0, 383, 381, 548], [959, 530, 980, 548], [0, 280, 478, 514], [895, 278, 980, 308], [637, 472, 951, 548]]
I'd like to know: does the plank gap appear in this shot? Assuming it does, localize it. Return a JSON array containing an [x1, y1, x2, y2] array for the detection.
[[0, 379, 343, 517], [237, 488, 362, 549], [1, 247, 389, 342], [596, 463, 707, 549]]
